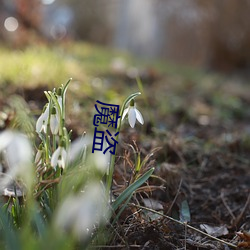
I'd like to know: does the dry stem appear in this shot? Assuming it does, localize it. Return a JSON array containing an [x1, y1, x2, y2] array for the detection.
[[130, 203, 237, 249]]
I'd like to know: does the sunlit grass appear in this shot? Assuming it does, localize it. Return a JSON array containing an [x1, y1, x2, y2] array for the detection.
[[0, 41, 248, 129], [0, 40, 249, 249], [0, 44, 85, 86]]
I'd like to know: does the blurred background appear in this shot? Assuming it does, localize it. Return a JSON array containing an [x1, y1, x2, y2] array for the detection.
[[0, 2, 250, 249], [1, 0, 250, 73]]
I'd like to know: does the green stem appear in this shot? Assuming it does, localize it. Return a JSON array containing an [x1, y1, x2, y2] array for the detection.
[[44, 96, 53, 164], [106, 92, 141, 197], [52, 134, 56, 152], [61, 78, 71, 126]]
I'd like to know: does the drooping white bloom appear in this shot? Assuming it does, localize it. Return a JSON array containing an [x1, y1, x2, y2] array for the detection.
[[51, 145, 67, 169], [54, 182, 109, 240], [57, 95, 63, 112], [50, 106, 59, 135], [67, 135, 91, 163], [36, 103, 50, 133], [122, 99, 144, 128], [0, 130, 33, 190], [90, 144, 110, 173], [56, 87, 63, 113]]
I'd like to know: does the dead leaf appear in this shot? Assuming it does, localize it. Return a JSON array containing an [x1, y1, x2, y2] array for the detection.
[[237, 231, 250, 248], [200, 224, 229, 237], [143, 198, 163, 211], [142, 198, 164, 221]]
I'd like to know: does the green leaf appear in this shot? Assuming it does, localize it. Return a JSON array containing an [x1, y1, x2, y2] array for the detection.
[[62, 78, 72, 98], [179, 199, 191, 222], [32, 209, 46, 237], [106, 91, 142, 193], [112, 193, 133, 224], [112, 167, 154, 211], [0, 208, 21, 250]]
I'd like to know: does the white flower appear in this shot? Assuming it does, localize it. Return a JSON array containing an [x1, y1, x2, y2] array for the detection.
[[56, 87, 63, 108], [57, 95, 63, 112], [122, 99, 144, 128], [54, 182, 109, 240], [50, 106, 60, 135], [0, 130, 33, 190], [36, 104, 50, 133], [67, 135, 91, 163], [51, 145, 67, 169], [90, 145, 110, 173]]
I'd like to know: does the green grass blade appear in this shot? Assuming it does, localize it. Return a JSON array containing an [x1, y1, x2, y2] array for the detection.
[[112, 193, 133, 225], [106, 91, 142, 193], [0, 208, 21, 250], [112, 167, 154, 211]]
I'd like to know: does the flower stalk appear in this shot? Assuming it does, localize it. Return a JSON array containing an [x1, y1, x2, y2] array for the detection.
[[106, 92, 142, 196]]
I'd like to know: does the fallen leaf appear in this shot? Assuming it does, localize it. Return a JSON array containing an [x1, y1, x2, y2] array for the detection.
[[237, 231, 250, 248], [200, 224, 229, 237], [143, 198, 163, 210], [179, 199, 191, 222], [142, 198, 164, 221]]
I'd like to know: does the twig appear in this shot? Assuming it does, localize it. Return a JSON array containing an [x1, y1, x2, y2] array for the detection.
[[233, 192, 250, 227], [184, 221, 187, 250], [130, 203, 237, 249], [166, 178, 183, 215], [89, 245, 141, 248], [221, 190, 236, 221]]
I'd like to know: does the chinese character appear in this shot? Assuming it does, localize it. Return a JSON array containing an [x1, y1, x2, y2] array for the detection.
[[92, 127, 104, 153], [103, 130, 119, 155], [92, 128, 119, 155], [92, 100, 120, 155], [93, 100, 120, 128]]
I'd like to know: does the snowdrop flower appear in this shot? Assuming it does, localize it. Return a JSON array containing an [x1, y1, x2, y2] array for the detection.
[[55, 182, 109, 241], [51, 142, 67, 169], [90, 144, 110, 173], [50, 106, 59, 135], [57, 87, 63, 110], [0, 130, 33, 190], [67, 134, 109, 173], [122, 99, 144, 128], [67, 135, 91, 163], [36, 103, 50, 133]]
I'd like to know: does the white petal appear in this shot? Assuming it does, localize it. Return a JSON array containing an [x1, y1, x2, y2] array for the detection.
[[92, 149, 110, 173], [1, 131, 33, 190], [135, 109, 144, 125], [51, 147, 61, 168], [55, 195, 79, 232], [44, 104, 50, 119], [50, 114, 59, 135], [41, 121, 48, 133], [60, 148, 67, 169], [6, 133, 32, 170], [36, 113, 45, 133], [36, 104, 50, 133], [0, 130, 13, 151], [128, 108, 136, 128], [57, 96, 63, 112], [122, 107, 129, 120], [55, 182, 109, 240], [68, 135, 91, 163]]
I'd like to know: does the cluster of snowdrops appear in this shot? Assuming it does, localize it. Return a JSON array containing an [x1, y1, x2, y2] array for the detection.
[[0, 79, 153, 249]]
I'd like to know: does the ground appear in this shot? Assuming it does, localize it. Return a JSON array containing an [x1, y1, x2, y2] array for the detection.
[[0, 42, 249, 249]]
